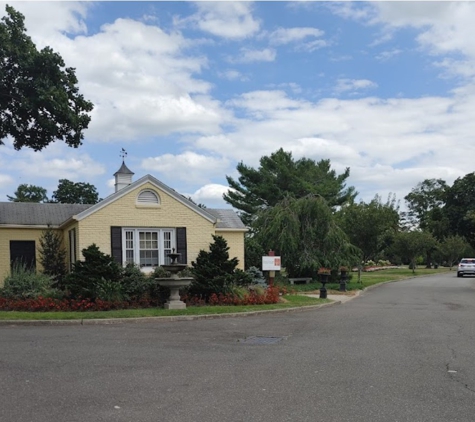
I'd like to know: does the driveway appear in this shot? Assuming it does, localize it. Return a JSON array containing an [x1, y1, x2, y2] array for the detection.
[[1, 272, 475, 422]]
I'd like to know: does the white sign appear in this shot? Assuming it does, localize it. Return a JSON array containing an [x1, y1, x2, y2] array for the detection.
[[262, 256, 281, 271]]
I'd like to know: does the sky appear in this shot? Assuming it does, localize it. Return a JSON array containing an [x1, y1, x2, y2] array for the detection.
[[1, 1, 475, 209]]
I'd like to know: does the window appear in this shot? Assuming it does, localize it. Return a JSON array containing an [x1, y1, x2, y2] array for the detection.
[[10, 241, 36, 271], [68, 229, 77, 270], [122, 228, 175, 268]]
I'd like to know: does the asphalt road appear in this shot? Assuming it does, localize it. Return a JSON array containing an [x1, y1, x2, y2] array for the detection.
[[1, 272, 475, 422]]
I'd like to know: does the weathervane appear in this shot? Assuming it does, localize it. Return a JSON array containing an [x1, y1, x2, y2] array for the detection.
[[120, 148, 127, 161]]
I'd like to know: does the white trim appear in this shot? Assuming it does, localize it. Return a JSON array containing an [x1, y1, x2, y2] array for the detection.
[[215, 228, 249, 232]]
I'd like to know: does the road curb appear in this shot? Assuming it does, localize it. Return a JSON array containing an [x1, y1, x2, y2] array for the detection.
[[0, 301, 341, 326]]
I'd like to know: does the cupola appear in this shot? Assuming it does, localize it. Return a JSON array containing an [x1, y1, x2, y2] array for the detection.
[[114, 160, 134, 192]]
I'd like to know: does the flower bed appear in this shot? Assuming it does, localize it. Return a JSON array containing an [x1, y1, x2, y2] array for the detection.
[[0, 288, 280, 312], [360, 265, 400, 272]]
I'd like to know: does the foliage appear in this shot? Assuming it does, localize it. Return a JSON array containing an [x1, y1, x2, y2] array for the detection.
[[38, 227, 67, 288], [337, 194, 400, 268], [0, 5, 93, 151], [7, 183, 48, 202], [224, 148, 357, 225], [121, 264, 154, 301], [244, 235, 266, 270], [64, 244, 122, 300], [1, 261, 58, 299], [246, 266, 267, 287], [404, 178, 449, 237], [390, 231, 436, 274], [439, 235, 471, 269], [189, 235, 253, 300], [445, 172, 475, 248], [51, 179, 100, 204], [254, 194, 359, 277]]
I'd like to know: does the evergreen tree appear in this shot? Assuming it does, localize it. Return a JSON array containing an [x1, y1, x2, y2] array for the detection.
[[189, 235, 251, 299], [224, 148, 357, 225], [38, 227, 67, 288], [64, 244, 122, 299]]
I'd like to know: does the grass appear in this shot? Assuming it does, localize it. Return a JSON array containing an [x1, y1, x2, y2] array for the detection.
[[284, 267, 451, 293], [0, 294, 327, 321]]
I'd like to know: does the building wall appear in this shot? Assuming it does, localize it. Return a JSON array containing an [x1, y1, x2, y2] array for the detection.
[[215, 230, 246, 270], [0, 227, 62, 286], [77, 182, 219, 266]]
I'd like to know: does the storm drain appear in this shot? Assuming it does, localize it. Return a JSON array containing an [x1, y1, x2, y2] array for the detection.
[[240, 336, 284, 345]]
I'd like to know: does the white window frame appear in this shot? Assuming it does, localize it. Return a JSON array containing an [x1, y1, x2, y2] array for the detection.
[[122, 228, 176, 270]]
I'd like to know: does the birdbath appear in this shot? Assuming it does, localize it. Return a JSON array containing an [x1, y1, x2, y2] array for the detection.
[[156, 251, 193, 310]]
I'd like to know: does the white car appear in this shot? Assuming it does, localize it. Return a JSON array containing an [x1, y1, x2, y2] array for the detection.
[[457, 258, 475, 277]]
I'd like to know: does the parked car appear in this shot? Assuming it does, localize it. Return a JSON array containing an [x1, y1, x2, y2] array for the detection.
[[457, 258, 475, 277]]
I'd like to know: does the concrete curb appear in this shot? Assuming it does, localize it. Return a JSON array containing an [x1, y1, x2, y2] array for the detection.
[[0, 301, 340, 326]]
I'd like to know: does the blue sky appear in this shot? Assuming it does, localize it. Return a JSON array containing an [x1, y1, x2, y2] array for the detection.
[[1, 1, 475, 208]]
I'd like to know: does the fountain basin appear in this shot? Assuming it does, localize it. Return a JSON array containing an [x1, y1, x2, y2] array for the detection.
[[156, 277, 193, 309]]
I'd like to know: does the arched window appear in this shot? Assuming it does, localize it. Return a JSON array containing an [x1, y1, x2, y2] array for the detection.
[[137, 189, 160, 205]]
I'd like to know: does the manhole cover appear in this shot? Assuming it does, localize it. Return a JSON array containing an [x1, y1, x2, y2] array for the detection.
[[240, 336, 284, 345]]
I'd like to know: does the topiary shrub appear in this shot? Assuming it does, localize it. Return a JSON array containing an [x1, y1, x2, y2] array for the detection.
[[2, 261, 59, 299], [64, 244, 123, 300], [188, 235, 253, 300]]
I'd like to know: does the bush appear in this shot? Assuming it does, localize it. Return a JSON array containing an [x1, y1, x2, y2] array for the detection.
[[2, 262, 59, 299], [189, 235, 252, 300], [121, 264, 153, 301], [38, 227, 67, 288], [246, 266, 267, 287], [64, 244, 123, 300]]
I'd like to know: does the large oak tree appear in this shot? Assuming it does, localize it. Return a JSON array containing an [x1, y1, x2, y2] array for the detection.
[[0, 5, 93, 151]]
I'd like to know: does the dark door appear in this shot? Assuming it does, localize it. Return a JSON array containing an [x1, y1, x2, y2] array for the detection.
[[10, 240, 36, 271]]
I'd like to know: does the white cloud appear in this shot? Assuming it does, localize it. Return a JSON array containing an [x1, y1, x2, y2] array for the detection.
[[141, 152, 230, 184], [177, 2, 260, 40], [188, 183, 230, 208], [375, 49, 402, 62], [230, 48, 276, 64], [334, 79, 378, 94], [217, 69, 248, 81], [269, 26, 324, 44]]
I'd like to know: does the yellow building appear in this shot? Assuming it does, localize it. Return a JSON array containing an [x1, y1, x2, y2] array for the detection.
[[0, 162, 247, 285]]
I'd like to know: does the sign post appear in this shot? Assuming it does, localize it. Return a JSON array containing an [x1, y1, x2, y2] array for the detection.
[[262, 250, 281, 287]]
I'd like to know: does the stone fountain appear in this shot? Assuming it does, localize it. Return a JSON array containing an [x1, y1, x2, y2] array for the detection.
[[156, 250, 194, 310]]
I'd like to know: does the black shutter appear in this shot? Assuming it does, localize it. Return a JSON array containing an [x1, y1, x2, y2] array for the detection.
[[176, 227, 187, 264], [10, 241, 36, 271], [111, 227, 122, 265]]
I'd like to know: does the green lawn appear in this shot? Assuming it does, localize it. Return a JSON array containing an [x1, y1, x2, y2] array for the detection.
[[0, 294, 327, 321], [284, 267, 452, 292]]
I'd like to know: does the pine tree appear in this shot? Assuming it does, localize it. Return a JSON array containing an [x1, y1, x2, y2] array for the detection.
[[189, 235, 250, 299], [38, 227, 66, 288]]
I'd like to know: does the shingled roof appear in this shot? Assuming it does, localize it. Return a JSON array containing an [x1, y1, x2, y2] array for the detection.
[[0, 202, 247, 230], [0, 202, 93, 226], [205, 209, 247, 229]]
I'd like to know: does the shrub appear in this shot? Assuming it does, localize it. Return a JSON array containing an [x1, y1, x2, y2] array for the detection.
[[38, 227, 67, 288], [189, 235, 252, 300], [64, 244, 122, 300], [121, 264, 153, 301], [246, 266, 267, 287], [2, 261, 58, 299]]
